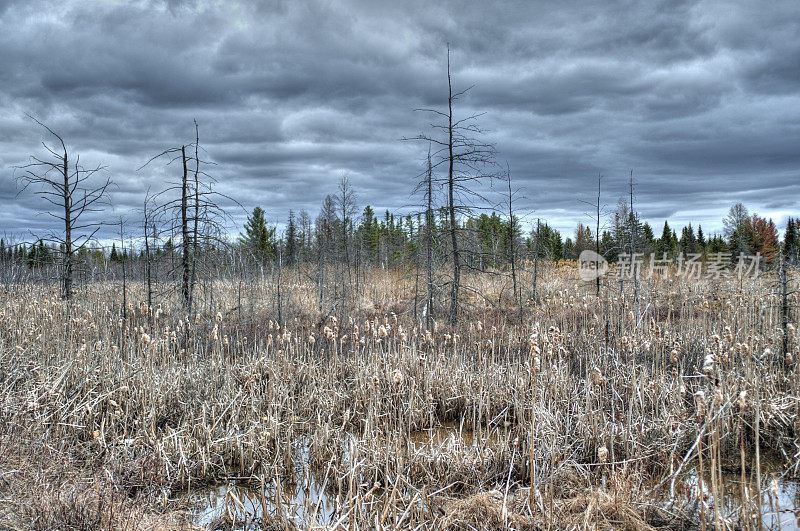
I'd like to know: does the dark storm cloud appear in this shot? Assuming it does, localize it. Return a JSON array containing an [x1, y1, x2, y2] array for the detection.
[[1, 0, 799, 243]]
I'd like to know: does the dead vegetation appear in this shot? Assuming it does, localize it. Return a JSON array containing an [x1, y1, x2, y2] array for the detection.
[[0, 264, 798, 529]]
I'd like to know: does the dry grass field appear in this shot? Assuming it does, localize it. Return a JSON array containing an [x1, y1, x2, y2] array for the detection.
[[0, 264, 798, 529]]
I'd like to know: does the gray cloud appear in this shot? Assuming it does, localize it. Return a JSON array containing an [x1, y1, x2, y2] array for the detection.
[[0, 0, 798, 243]]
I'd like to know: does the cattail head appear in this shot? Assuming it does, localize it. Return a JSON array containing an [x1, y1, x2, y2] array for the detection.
[[702, 351, 715, 376], [694, 390, 707, 420], [670, 349, 679, 364], [738, 390, 747, 409], [598, 445, 609, 463], [391, 368, 403, 386], [713, 388, 723, 406]]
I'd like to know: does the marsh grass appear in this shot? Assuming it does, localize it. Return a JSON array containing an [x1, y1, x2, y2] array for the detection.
[[0, 264, 798, 528]]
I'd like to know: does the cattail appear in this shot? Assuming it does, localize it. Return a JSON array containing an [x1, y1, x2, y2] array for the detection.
[[140, 333, 151, 344], [713, 388, 723, 406], [216, 312, 222, 322], [670, 349, 679, 364], [738, 390, 747, 409], [211, 325, 219, 341], [598, 445, 609, 463], [694, 390, 707, 420], [391, 368, 403, 386], [591, 366, 604, 385], [702, 351, 715, 375], [378, 325, 388, 339]]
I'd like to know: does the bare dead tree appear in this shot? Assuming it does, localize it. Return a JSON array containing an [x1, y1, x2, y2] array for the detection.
[[406, 45, 496, 326], [505, 165, 522, 319], [580, 173, 606, 298], [533, 218, 540, 302], [629, 170, 640, 327], [118, 217, 128, 321], [596, 175, 602, 298], [16, 116, 112, 300], [411, 147, 438, 329], [139, 121, 237, 315], [335, 174, 358, 309]]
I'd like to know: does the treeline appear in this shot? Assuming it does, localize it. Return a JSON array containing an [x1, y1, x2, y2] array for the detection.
[[3, 199, 794, 271]]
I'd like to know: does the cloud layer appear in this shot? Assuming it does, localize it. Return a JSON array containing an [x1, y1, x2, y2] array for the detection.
[[1, 0, 799, 241]]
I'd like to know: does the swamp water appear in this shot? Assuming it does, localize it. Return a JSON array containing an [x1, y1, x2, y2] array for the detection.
[[188, 425, 800, 529]]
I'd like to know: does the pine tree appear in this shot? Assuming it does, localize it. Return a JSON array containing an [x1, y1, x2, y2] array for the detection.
[[784, 218, 798, 264], [242, 206, 277, 262], [657, 221, 675, 257]]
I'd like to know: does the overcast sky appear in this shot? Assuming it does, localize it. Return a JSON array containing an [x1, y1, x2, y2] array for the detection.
[[1, 0, 798, 243]]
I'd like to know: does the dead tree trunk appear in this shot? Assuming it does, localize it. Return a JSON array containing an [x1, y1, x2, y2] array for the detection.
[[780, 247, 789, 368], [596, 175, 601, 298], [630, 170, 640, 327], [425, 150, 435, 330], [181, 145, 191, 311], [17, 117, 110, 301], [447, 51, 461, 327], [506, 167, 520, 318]]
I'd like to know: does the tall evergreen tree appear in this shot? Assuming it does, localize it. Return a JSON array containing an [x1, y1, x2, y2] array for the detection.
[[242, 206, 277, 262], [784, 218, 798, 264]]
